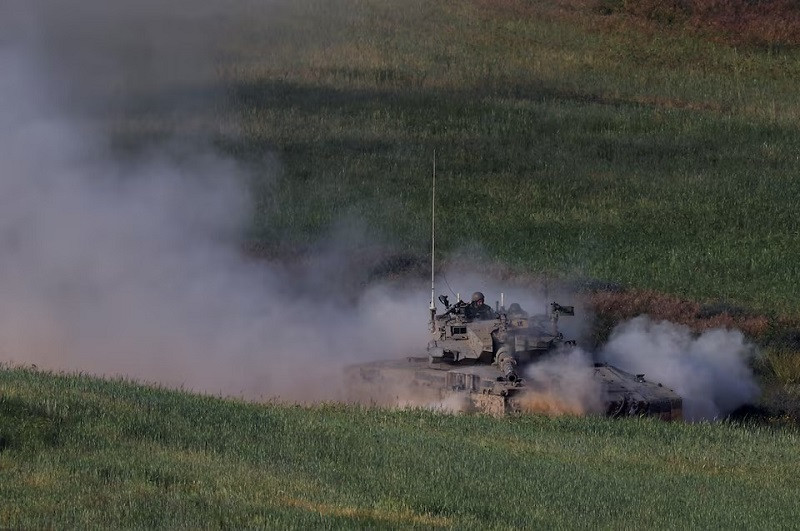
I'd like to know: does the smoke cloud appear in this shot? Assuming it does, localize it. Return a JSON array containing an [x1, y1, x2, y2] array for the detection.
[[517, 315, 760, 421], [0, 82, 428, 400], [599, 316, 760, 421], [0, 1, 436, 400], [520, 348, 605, 416]]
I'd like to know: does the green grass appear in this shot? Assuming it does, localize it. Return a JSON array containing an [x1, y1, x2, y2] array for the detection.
[[763, 347, 800, 385], [161, 0, 798, 317], [103, 0, 800, 316], [2, 366, 799, 528]]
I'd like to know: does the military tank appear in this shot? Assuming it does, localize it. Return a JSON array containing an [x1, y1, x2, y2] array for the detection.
[[347, 293, 682, 420]]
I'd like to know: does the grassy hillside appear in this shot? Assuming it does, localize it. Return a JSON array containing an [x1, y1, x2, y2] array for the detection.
[[2, 366, 799, 528], [6, 2, 800, 526], [165, 0, 800, 316]]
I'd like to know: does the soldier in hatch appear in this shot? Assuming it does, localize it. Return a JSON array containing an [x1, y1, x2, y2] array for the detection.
[[465, 291, 495, 320]]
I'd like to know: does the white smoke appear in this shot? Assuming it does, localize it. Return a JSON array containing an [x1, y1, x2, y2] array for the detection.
[[600, 316, 760, 421], [0, 4, 434, 401], [521, 347, 606, 416], [0, 107, 430, 399]]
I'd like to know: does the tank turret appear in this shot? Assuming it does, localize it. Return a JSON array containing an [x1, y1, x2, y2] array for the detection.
[[427, 296, 576, 371]]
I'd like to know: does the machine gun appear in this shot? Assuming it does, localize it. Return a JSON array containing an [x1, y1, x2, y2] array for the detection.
[[436, 294, 469, 318]]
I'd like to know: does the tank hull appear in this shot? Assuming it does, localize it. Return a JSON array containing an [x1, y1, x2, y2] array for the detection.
[[346, 357, 682, 420]]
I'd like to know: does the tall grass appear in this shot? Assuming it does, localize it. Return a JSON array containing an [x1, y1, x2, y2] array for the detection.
[[763, 347, 800, 385], [2, 367, 799, 527]]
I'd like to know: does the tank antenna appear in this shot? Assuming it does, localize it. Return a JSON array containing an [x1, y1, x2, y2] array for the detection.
[[429, 150, 436, 331]]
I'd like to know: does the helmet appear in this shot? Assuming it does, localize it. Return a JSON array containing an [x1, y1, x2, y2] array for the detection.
[[471, 292, 485, 303]]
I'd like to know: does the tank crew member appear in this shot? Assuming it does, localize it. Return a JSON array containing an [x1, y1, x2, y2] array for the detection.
[[466, 291, 495, 320]]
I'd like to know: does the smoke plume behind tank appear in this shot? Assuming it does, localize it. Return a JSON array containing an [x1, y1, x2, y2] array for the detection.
[[599, 316, 760, 421]]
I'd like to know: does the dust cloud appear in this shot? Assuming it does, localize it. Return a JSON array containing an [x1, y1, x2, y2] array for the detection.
[[599, 316, 760, 421], [0, 1, 430, 401], [0, 76, 429, 399], [520, 347, 605, 416], [516, 316, 759, 421]]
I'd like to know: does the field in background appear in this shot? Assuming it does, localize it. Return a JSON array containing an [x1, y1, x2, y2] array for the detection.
[[100, 0, 800, 402], [2, 367, 799, 528], [181, 0, 800, 318]]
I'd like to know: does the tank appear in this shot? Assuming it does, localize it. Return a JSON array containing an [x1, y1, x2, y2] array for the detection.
[[346, 295, 682, 420]]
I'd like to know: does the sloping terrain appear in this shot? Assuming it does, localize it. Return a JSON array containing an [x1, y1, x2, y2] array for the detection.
[[1, 367, 799, 528], [209, 0, 800, 315]]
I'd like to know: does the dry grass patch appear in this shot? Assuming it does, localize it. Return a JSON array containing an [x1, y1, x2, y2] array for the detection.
[[480, 0, 800, 48], [588, 289, 771, 336], [279, 496, 452, 527], [591, 0, 800, 47], [763, 348, 800, 385]]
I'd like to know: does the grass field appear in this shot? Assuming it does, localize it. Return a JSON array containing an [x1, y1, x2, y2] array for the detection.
[[2, 366, 799, 528], [173, 0, 800, 318], [104, 0, 800, 319]]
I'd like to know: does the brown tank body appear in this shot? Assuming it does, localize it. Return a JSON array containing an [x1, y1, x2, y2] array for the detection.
[[347, 296, 683, 420]]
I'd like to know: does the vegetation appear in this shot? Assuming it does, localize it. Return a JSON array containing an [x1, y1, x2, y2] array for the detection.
[[594, 0, 800, 48], [175, 0, 800, 318], [2, 366, 799, 528]]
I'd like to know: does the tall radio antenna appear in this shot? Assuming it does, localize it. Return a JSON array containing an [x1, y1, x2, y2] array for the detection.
[[429, 150, 436, 329]]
